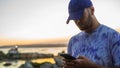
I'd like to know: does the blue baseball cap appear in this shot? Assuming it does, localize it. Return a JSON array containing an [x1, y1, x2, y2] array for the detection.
[[66, 0, 93, 24]]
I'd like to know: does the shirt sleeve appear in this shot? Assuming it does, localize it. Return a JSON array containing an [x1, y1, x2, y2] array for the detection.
[[111, 32, 120, 67]]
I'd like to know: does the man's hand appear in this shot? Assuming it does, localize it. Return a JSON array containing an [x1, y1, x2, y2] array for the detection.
[[63, 56, 101, 68]]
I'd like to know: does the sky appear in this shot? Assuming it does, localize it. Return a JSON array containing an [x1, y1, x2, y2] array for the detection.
[[0, 0, 120, 40]]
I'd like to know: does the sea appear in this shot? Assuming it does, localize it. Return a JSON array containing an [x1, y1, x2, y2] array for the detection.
[[0, 46, 67, 68]]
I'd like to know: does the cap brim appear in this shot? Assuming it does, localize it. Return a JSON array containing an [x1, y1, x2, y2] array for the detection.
[[66, 10, 84, 24]]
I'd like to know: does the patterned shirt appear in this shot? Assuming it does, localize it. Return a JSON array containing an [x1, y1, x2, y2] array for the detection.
[[67, 24, 120, 67]]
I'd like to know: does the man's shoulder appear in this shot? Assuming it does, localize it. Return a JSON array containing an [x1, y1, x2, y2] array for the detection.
[[70, 32, 85, 41], [100, 24, 119, 34], [99, 24, 120, 40], [73, 31, 84, 37]]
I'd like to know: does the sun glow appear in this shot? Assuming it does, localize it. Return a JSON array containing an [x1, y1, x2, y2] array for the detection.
[[0, 37, 70, 46]]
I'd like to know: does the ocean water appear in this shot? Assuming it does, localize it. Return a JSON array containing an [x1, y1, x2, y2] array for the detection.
[[0, 47, 67, 68]]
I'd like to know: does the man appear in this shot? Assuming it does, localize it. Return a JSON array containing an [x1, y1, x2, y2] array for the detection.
[[64, 0, 120, 68]]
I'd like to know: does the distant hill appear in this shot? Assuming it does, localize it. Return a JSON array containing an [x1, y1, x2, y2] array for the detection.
[[0, 43, 67, 48]]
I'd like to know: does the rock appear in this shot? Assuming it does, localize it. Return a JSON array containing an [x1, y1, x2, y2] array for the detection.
[[22, 60, 34, 68], [19, 64, 24, 68], [0, 51, 5, 60], [3, 62, 12, 66], [32, 62, 40, 68], [53, 64, 62, 68], [39, 62, 53, 68], [54, 57, 63, 67]]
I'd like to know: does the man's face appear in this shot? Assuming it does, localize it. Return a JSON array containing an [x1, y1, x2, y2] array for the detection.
[[74, 8, 93, 31]]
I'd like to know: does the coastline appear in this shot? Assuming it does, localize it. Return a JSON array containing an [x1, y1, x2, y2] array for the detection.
[[0, 43, 67, 48]]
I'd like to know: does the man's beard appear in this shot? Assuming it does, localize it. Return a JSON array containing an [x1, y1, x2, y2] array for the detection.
[[79, 14, 93, 31]]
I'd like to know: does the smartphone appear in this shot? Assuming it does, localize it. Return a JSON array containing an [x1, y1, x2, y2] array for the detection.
[[60, 53, 76, 60]]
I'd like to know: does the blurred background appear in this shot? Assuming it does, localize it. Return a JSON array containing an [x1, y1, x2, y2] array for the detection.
[[0, 0, 120, 68]]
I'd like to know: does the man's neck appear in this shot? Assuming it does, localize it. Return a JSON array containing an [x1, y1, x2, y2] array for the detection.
[[85, 18, 100, 33]]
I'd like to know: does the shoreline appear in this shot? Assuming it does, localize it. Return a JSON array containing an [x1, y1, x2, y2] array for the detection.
[[0, 43, 67, 48]]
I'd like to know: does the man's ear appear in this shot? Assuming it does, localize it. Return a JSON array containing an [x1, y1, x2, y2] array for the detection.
[[90, 6, 94, 15]]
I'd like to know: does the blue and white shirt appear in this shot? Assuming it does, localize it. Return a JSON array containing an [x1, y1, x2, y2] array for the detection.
[[67, 24, 120, 67]]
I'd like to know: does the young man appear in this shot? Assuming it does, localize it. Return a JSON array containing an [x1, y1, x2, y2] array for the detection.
[[64, 0, 120, 68]]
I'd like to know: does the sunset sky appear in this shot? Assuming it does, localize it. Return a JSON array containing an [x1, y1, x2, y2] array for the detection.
[[0, 0, 120, 41]]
